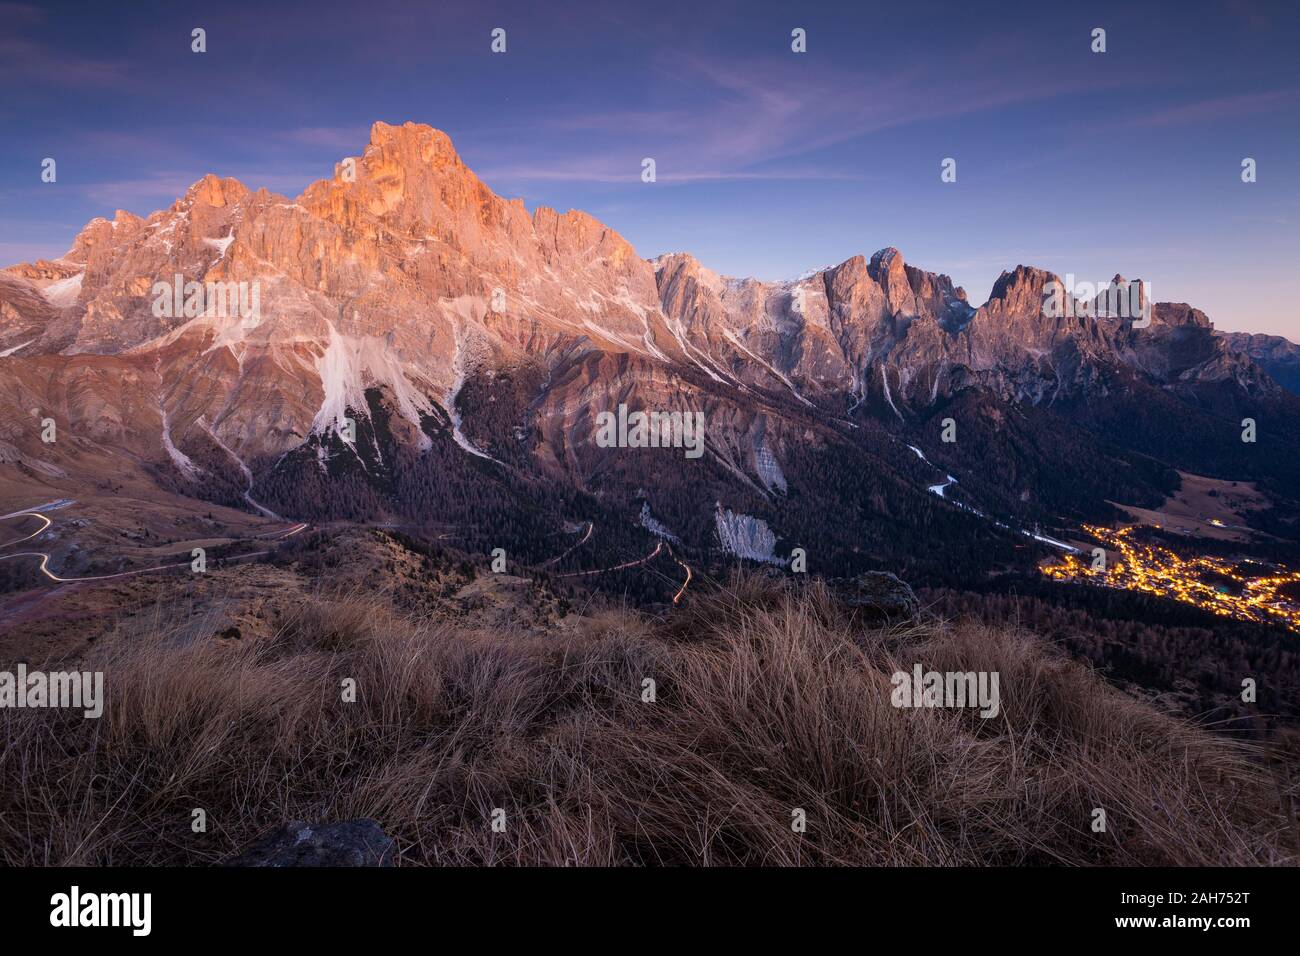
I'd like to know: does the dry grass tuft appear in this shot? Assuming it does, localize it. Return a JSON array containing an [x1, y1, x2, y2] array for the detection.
[[0, 576, 1293, 866]]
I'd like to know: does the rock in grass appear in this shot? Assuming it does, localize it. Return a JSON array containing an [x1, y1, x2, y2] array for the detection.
[[832, 571, 920, 621], [224, 819, 396, 867]]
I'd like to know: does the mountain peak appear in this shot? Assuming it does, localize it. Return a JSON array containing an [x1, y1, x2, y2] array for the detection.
[[367, 120, 455, 153], [869, 246, 903, 270], [295, 120, 488, 231], [988, 264, 1059, 302], [184, 173, 248, 209], [361, 120, 461, 174]]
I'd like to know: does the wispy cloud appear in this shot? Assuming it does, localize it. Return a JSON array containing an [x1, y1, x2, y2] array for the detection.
[[79, 172, 202, 208], [274, 126, 372, 151], [472, 162, 871, 185], [1123, 89, 1300, 127], [0, 8, 131, 90], [78, 167, 324, 212], [473, 44, 1139, 188], [0, 241, 68, 267], [0, 2, 44, 24]]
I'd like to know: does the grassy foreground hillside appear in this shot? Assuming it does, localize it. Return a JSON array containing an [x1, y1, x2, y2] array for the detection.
[[1, 576, 1294, 866]]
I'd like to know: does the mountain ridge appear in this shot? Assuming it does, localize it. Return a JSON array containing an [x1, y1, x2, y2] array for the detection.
[[2, 120, 1298, 588]]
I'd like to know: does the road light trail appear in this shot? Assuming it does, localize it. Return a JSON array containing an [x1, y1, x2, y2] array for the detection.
[[552, 536, 692, 604], [0, 548, 274, 582], [540, 520, 593, 567], [0, 550, 193, 581], [669, 546, 692, 604], [559, 541, 664, 577], [255, 522, 307, 540], [0, 512, 51, 549], [0, 507, 299, 583]]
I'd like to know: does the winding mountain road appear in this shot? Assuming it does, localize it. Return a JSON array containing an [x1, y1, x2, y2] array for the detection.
[[552, 535, 694, 603], [558, 541, 665, 577], [0, 504, 306, 584], [668, 546, 692, 604], [2, 498, 690, 605], [540, 520, 594, 568], [0, 512, 51, 550]]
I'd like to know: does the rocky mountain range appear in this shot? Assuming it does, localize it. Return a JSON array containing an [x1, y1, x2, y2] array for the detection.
[[2, 121, 1298, 584], [1219, 331, 1300, 394]]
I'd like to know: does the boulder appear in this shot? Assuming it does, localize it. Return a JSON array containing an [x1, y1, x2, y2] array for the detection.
[[224, 819, 396, 867], [832, 571, 920, 621]]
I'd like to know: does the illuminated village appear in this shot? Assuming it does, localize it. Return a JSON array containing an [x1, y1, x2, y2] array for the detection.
[[1041, 525, 1300, 633]]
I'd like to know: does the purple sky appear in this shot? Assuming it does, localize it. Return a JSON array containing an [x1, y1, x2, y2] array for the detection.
[[2, 0, 1298, 336]]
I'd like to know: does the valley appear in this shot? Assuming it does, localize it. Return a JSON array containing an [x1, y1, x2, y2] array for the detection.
[[4, 0, 1300, 885], [1, 120, 1299, 674]]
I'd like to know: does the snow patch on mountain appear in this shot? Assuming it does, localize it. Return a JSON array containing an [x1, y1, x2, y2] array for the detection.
[[311, 320, 435, 451], [197, 416, 284, 520], [160, 406, 201, 481], [793, 264, 833, 281], [715, 504, 784, 564], [920, 463, 1078, 553], [0, 339, 36, 358], [41, 272, 83, 308], [1023, 529, 1077, 552], [847, 367, 867, 414], [754, 438, 787, 493], [661, 311, 730, 384], [928, 475, 957, 497], [204, 233, 235, 259], [639, 503, 681, 543], [444, 320, 503, 463], [580, 315, 650, 356], [881, 364, 903, 420], [722, 328, 813, 407]]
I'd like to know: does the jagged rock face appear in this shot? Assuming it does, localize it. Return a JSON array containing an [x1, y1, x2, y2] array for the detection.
[[0, 120, 1292, 514], [0, 123, 684, 474], [1220, 331, 1300, 394], [653, 251, 846, 399]]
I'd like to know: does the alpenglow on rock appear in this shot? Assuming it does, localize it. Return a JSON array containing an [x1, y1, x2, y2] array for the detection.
[[0, 119, 1294, 560]]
